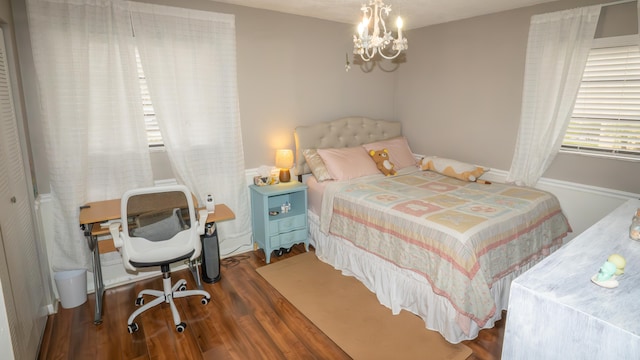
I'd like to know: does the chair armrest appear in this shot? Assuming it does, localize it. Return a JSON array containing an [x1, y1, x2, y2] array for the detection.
[[197, 209, 208, 235], [109, 222, 123, 248]]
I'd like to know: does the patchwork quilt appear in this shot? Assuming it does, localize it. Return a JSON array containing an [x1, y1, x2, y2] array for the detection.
[[320, 168, 570, 327]]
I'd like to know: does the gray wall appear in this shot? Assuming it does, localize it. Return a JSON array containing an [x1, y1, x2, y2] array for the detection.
[[13, 0, 640, 195], [396, 0, 639, 193]]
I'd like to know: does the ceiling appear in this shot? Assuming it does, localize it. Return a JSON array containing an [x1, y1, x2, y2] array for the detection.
[[211, 0, 559, 29]]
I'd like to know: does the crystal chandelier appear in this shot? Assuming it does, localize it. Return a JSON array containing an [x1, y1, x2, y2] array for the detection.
[[353, 0, 408, 62]]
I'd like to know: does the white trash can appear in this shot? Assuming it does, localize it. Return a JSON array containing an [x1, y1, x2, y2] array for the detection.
[[54, 269, 87, 309]]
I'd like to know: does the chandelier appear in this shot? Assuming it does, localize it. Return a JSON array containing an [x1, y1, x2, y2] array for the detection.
[[353, 0, 408, 62]]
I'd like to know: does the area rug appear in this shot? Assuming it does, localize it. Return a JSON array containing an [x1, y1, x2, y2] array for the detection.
[[256, 252, 472, 360]]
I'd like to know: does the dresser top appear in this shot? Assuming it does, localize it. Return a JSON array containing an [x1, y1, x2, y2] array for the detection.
[[513, 198, 640, 334]]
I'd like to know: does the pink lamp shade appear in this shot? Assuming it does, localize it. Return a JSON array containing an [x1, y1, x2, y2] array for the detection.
[[275, 149, 294, 182]]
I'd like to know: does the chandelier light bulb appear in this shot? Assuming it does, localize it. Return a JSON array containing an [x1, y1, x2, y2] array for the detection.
[[362, 17, 370, 36], [353, 0, 407, 62]]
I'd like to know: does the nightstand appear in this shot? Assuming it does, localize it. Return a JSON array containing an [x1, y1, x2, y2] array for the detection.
[[250, 181, 309, 264]]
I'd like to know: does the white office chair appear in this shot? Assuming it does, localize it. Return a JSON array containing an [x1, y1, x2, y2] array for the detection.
[[110, 185, 210, 333]]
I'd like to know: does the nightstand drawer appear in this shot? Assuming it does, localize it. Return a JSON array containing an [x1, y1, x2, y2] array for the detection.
[[269, 214, 306, 235], [270, 228, 307, 248]]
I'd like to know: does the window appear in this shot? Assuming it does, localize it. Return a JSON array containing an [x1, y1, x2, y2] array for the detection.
[[561, 35, 640, 161], [135, 49, 163, 148]]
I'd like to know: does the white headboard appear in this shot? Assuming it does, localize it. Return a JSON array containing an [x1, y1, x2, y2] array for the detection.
[[293, 117, 402, 176]]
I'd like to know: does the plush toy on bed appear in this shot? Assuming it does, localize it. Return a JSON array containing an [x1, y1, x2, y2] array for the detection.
[[419, 156, 486, 182], [369, 149, 397, 176]]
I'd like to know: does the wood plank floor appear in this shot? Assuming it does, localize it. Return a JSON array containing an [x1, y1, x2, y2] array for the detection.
[[38, 245, 503, 359]]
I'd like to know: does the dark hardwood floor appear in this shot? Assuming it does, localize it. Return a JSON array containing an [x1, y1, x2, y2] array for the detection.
[[38, 245, 503, 359]]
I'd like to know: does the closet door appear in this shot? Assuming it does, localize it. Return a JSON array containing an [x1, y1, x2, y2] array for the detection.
[[0, 27, 47, 359]]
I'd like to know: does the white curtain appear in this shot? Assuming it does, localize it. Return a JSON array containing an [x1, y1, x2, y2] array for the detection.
[[27, 0, 154, 270], [129, 2, 252, 251], [506, 6, 601, 187]]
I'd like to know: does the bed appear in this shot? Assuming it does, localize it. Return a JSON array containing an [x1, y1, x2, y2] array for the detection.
[[293, 117, 571, 343]]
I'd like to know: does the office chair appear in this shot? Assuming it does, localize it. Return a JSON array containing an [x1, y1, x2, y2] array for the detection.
[[109, 185, 211, 333]]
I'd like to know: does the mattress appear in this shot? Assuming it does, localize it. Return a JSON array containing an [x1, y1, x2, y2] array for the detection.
[[306, 167, 570, 343]]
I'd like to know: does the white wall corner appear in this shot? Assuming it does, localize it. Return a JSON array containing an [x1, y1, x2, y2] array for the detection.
[[34, 193, 59, 307]]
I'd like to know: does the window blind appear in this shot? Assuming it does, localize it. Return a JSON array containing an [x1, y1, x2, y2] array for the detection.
[[135, 50, 163, 148], [562, 44, 640, 160]]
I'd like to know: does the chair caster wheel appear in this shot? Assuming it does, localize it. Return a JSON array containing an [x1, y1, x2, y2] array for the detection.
[[201, 297, 210, 305], [127, 323, 139, 333], [178, 284, 187, 292], [135, 297, 144, 306], [176, 322, 186, 332]]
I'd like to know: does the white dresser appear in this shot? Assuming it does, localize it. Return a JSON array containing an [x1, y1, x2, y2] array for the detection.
[[502, 198, 640, 359]]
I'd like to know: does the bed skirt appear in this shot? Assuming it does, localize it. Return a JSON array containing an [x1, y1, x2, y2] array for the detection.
[[308, 210, 550, 343]]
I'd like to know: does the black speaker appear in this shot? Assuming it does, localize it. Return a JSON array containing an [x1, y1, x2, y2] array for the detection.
[[201, 222, 221, 283]]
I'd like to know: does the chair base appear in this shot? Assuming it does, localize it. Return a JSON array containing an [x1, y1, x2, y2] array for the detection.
[[127, 270, 210, 333]]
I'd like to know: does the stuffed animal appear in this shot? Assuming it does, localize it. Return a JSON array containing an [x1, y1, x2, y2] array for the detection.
[[369, 149, 397, 176], [419, 156, 486, 182]]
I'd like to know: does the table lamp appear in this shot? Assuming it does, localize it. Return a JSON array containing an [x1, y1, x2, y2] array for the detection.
[[275, 149, 294, 183]]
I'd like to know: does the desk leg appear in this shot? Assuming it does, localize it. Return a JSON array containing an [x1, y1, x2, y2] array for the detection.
[[84, 224, 105, 325], [91, 241, 105, 324], [188, 259, 203, 290]]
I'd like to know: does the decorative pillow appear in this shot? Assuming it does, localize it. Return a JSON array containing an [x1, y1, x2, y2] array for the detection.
[[362, 136, 416, 170], [317, 146, 380, 180], [419, 156, 487, 182], [132, 208, 185, 241], [302, 148, 333, 182]]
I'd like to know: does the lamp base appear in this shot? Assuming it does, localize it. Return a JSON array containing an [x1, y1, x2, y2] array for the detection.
[[279, 169, 291, 183]]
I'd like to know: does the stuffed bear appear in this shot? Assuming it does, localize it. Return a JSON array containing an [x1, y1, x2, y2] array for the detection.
[[419, 156, 486, 182], [369, 149, 397, 176]]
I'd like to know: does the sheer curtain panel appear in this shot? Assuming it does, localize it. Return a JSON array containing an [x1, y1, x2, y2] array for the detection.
[[506, 6, 601, 187], [26, 0, 154, 270], [129, 2, 252, 251]]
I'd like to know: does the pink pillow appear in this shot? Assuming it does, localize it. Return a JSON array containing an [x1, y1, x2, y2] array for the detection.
[[362, 136, 416, 170], [317, 147, 379, 180]]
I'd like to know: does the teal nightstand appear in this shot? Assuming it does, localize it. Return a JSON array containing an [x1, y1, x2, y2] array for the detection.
[[249, 181, 309, 264]]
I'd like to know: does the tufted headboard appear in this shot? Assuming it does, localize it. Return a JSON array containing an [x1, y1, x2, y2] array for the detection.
[[293, 117, 402, 176]]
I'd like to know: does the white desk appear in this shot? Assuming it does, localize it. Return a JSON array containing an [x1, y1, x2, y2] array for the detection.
[[502, 198, 640, 359]]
